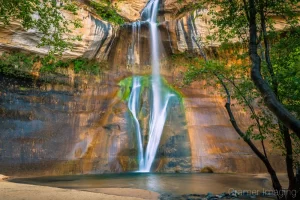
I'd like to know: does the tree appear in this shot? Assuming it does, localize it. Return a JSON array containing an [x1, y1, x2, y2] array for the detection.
[[0, 0, 82, 55], [204, 0, 300, 137], [181, 0, 300, 199], [247, 0, 300, 140], [184, 59, 299, 200], [247, 2, 300, 197]]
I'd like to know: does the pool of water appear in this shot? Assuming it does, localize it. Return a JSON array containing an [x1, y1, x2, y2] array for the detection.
[[12, 173, 281, 195]]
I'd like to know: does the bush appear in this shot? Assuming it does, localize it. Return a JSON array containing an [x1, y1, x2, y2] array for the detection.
[[90, 0, 125, 25], [72, 58, 102, 75], [0, 52, 36, 78], [0, 52, 105, 76]]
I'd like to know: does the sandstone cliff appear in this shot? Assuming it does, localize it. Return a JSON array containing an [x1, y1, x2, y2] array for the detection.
[[0, 1, 287, 175]]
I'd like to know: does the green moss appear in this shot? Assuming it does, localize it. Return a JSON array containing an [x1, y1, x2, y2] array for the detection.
[[118, 75, 184, 104], [118, 76, 133, 101], [161, 77, 184, 99]]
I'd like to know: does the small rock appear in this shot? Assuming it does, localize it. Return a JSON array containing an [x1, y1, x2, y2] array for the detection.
[[217, 193, 229, 198], [207, 192, 213, 196], [230, 190, 239, 197]]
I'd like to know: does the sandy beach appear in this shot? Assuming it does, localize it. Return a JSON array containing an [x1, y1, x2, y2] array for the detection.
[[0, 175, 159, 200]]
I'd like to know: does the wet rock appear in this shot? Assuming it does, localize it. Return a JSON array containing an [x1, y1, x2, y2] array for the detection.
[[230, 190, 238, 198], [206, 192, 219, 200], [216, 193, 229, 198]]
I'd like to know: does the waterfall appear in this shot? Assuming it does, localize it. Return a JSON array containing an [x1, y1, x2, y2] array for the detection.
[[127, 0, 174, 172], [128, 77, 144, 170]]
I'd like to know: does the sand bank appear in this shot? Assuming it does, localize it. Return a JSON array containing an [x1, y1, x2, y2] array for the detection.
[[0, 175, 159, 200]]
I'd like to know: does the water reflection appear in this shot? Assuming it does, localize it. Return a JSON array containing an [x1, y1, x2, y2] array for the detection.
[[12, 173, 283, 195]]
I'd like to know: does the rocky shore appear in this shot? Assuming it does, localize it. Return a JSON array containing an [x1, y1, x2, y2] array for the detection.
[[160, 192, 277, 200]]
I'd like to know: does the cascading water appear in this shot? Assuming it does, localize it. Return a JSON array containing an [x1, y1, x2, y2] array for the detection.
[[127, 77, 144, 170], [127, 22, 140, 66], [127, 0, 174, 172]]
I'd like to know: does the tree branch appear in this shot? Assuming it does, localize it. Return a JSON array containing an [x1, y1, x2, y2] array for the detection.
[[214, 72, 283, 198], [248, 0, 300, 138], [224, 76, 268, 158]]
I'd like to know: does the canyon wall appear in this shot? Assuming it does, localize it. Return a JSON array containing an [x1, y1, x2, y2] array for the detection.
[[0, 0, 286, 175]]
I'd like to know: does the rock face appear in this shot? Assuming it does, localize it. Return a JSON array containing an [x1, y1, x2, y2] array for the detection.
[[0, 1, 288, 61], [0, 1, 216, 61], [112, 0, 148, 21], [0, 66, 285, 176], [0, 69, 192, 175], [180, 81, 284, 173], [0, 7, 115, 60], [0, 1, 287, 176]]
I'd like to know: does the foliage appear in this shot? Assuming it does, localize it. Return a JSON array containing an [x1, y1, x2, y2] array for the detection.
[[185, 59, 277, 142], [40, 55, 69, 72], [176, 2, 204, 16], [40, 56, 105, 75], [185, 57, 300, 169], [194, 0, 300, 43], [0, 52, 37, 78], [182, 0, 300, 161], [0, 52, 105, 76], [270, 28, 300, 119], [0, 0, 82, 55], [180, 0, 300, 195], [90, 0, 125, 25], [72, 58, 103, 74]]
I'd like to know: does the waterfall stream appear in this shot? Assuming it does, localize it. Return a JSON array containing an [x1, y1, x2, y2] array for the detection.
[[127, 0, 174, 172], [127, 77, 144, 170]]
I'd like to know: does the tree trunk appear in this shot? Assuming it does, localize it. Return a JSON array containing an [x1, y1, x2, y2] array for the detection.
[[248, 0, 300, 139], [215, 74, 285, 200], [258, 3, 296, 198], [258, 0, 279, 96], [280, 124, 296, 199]]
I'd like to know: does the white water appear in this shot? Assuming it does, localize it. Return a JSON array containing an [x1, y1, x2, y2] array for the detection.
[[128, 77, 144, 169], [127, 0, 174, 172]]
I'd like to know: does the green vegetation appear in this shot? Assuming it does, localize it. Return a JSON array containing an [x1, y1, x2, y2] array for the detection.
[[118, 76, 183, 102], [90, 0, 125, 25], [182, 0, 300, 198], [118, 76, 134, 101], [176, 2, 203, 16], [0, 52, 37, 78], [0, 0, 124, 55], [271, 28, 300, 119], [0, 0, 83, 55], [40, 56, 105, 75], [0, 52, 106, 76]]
